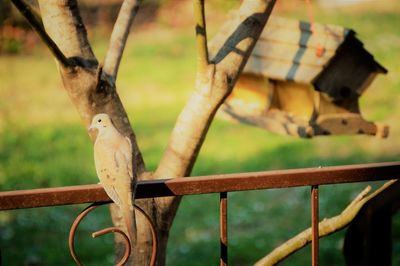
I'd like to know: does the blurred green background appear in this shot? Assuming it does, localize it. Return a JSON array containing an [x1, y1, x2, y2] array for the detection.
[[1, 0, 399, 265]]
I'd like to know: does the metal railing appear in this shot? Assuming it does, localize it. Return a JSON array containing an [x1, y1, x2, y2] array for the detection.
[[1, 161, 400, 265]]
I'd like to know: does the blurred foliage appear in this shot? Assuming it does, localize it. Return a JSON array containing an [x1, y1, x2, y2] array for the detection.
[[0, 0, 400, 265]]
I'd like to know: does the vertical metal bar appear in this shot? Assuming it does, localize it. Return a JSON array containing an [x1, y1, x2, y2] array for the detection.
[[220, 192, 228, 266], [311, 185, 319, 266]]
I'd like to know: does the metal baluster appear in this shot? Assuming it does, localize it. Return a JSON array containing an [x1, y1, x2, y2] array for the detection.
[[311, 185, 319, 266], [220, 192, 228, 266]]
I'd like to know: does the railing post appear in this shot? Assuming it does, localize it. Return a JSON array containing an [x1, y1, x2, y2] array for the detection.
[[220, 192, 228, 266], [311, 185, 319, 266]]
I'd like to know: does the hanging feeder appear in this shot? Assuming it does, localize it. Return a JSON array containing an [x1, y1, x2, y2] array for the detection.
[[213, 16, 389, 138]]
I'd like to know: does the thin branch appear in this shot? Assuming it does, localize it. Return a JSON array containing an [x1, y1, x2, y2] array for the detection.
[[103, 0, 142, 81], [254, 180, 397, 266], [194, 0, 209, 74], [11, 0, 72, 67]]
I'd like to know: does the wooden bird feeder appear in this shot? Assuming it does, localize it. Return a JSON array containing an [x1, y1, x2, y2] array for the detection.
[[216, 16, 389, 138]]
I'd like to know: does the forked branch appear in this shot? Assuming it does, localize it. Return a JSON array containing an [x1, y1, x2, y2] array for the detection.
[[254, 180, 397, 266], [103, 0, 142, 81], [194, 0, 209, 74], [155, 0, 276, 180], [11, 0, 71, 67]]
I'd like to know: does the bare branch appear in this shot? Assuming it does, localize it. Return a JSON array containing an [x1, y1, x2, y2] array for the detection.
[[103, 0, 142, 81], [11, 0, 71, 67], [194, 0, 209, 74], [254, 180, 397, 266]]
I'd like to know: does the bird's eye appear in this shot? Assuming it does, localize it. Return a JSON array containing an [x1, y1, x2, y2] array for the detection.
[[98, 119, 102, 123]]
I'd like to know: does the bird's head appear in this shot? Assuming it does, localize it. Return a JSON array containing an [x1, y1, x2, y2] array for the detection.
[[88, 113, 113, 132]]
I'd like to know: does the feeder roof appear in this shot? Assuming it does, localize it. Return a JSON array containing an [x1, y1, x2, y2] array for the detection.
[[210, 16, 386, 84]]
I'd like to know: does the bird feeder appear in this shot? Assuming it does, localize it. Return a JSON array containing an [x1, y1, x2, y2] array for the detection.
[[215, 16, 389, 138]]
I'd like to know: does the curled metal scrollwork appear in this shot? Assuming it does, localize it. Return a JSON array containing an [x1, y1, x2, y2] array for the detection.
[[69, 202, 157, 266]]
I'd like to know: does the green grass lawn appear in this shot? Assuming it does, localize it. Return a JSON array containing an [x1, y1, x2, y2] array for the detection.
[[1, 1, 400, 265]]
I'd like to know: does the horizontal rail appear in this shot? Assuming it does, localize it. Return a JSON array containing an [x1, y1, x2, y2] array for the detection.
[[1, 161, 399, 210]]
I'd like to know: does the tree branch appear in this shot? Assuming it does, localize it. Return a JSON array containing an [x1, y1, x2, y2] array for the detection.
[[38, 0, 97, 66], [155, 0, 276, 180], [38, 0, 145, 182], [210, 0, 277, 87], [194, 0, 209, 74], [254, 180, 397, 266], [11, 0, 71, 67], [103, 0, 142, 81]]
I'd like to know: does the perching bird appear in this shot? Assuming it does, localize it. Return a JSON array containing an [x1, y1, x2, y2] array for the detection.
[[89, 113, 136, 243]]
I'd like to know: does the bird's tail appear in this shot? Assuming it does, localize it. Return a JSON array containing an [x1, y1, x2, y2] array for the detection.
[[122, 201, 137, 245]]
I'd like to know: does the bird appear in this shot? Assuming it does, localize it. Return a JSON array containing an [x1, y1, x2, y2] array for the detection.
[[88, 113, 136, 244]]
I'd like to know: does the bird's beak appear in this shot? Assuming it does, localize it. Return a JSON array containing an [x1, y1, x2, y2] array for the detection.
[[88, 125, 96, 132]]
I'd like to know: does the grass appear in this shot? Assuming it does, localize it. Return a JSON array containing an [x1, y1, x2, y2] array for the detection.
[[1, 1, 400, 265]]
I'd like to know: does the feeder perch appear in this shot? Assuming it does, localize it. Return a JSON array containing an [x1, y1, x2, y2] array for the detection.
[[213, 16, 389, 138]]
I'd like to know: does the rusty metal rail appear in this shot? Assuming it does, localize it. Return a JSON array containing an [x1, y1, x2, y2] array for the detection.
[[1, 161, 399, 265], [1, 161, 399, 210]]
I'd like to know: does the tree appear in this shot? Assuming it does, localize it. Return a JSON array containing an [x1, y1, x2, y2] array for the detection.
[[11, 0, 277, 264]]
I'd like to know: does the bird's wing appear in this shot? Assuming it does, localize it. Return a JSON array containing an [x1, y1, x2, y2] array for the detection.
[[122, 136, 133, 178], [114, 148, 131, 180], [113, 136, 134, 199], [96, 148, 131, 206], [103, 182, 122, 206], [94, 137, 129, 205]]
